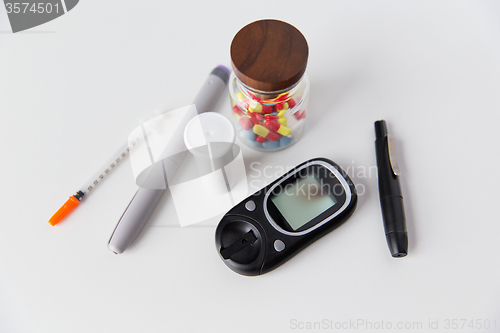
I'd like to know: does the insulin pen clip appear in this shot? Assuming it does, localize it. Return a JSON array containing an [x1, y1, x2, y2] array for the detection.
[[107, 65, 230, 254], [374, 120, 408, 258], [49, 143, 131, 226]]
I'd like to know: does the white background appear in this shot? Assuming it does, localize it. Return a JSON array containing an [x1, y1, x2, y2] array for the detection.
[[1, 1, 500, 332]]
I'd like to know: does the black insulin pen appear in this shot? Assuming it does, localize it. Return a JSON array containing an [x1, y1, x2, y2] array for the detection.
[[374, 120, 408, 258]]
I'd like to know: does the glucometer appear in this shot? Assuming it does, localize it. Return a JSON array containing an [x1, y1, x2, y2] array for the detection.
[[215, 158, 357, 276]]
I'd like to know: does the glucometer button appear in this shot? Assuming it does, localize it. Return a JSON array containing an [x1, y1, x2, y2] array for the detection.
[[245, 200, 256, 211], [274, 240, 285, 252]]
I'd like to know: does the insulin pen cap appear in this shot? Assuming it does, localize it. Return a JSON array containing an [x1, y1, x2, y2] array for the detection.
[[230, 19, 309, 92]]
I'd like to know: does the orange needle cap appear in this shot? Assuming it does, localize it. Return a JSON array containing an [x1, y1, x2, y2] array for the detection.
[[49, 196, 80, 226]]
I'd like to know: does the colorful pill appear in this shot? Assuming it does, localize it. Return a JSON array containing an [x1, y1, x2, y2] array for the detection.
[[264, 120, 291, 136], [248, 101, 262, 113], [276, 125, 291, 136], [236, 92, 251, 110], [261, 104, 274, 114], [276, 102, 289, 111], [234, 91, 302, 150], [232, 111, 243, 121], [241, 100, 250, 110], [238, 116, 253, 130], [263, 120, 279, 131], [263, 140, 279, 150], [244, 129, 257, 141], [279, 136, 293, 147], [236, 92, 245, 102], [248, 113, 260, 125], [294, 110, 306, 120], [256, 135, 267, 143], [253, 124, 280, 141], [247, 140, 263, 148], [264, 114, 279, 120], [232, 105, 244, 116]]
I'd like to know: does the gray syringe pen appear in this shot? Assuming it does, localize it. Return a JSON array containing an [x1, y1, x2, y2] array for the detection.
[[107, 66, 230, 254]]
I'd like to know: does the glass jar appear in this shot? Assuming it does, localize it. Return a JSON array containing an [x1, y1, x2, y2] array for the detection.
[[229, 73, 309, 151], [229, 19, 309, 151]]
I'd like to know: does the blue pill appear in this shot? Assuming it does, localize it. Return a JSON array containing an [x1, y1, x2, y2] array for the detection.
[[263, 140, 279, 150], [247, 140, 263, 148], [279, 136, 293, 147], [270, 112, 278, 116], [244, 129, 257, 141]]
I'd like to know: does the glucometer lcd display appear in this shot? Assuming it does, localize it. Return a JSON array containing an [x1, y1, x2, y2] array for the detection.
[[271, 175, 337, 230]]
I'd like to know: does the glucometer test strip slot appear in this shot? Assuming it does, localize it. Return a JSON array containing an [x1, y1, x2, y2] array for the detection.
[[374, 120, 408, 258]]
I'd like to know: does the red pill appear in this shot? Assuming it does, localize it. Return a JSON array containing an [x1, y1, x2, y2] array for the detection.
[[240, 100, 250, 110], [238, 117, 253, 130], [267, 131, 280, 141], [288, 98, 296, 109], [249, 113, 260, 125], [294, 110, 306, 120], [264, 120, 280, 132], [264, 120, 292, 136], [276, 102, 287, 111], [253, 124, 280, 141], [232, 105, 244, 116], [256, 135, 267, 143], [261, 104, 274, 114]]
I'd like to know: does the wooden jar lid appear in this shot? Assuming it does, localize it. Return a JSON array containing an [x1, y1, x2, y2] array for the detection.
[[230, 19, 309, 92]]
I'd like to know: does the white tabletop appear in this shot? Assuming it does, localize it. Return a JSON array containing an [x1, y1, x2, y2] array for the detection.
[[1, 1, 500, 332]]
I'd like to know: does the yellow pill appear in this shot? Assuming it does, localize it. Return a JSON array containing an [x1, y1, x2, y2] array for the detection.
[[236, 92, 245, 102], [278, 102, 289, 112], [231, 99, 235, 107], [253, 124, 269, 137], [278, 117, 287, 127], [277, 125, 291, 136], [248, 101, 262, 113], [277, 110, 286, 118]]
